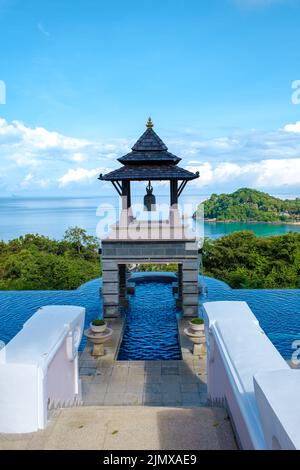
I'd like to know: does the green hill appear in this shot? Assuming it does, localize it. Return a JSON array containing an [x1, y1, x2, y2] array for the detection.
[[197, 188, 300, 223]]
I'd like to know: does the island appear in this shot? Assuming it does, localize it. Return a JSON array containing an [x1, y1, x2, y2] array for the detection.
[[194, 188, 300, 223]]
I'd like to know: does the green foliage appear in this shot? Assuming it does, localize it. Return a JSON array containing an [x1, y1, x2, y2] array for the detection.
[[0, 228, 101, 290], [190, 318, 204, 324], [199, 188, 300, 222], [134, 263, 177, 272], [1, 225, 299, 291], [203, 231, 300, 289], [91, 319, 106, 326]]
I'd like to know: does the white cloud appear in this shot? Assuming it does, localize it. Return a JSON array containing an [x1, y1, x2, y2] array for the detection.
[[71, 152, 87, 163], [255, 158, 300, 187], [1, 116, 300, 196], [186, 158, 300, 189], [20, 173, 34, 188], [0, 118, 129, 168], [0, 117, 131, 194], [283, 121, 300, 133], [58, 167, 103, 187]]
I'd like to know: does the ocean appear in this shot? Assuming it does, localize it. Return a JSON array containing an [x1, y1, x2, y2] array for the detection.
[[1, 195, 300, 241]]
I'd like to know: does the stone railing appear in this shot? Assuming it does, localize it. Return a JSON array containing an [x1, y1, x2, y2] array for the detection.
[[0, 305, 85, 433], [203, 301, 298, 450]]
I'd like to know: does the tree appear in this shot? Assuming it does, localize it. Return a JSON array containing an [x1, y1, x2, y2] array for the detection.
[[63, 227, 99, 258], [0, 229, 101, 290], [203, 231, 300, 289]]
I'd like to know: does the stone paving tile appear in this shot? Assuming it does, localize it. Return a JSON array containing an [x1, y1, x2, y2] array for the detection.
[[123, 393, 143, 406], [114, 361, 130, 367], [164, 360, 180, 367], [92, 378, 109, 391], [111, 365, 129, 375], [161, 375, 180, 385], [181, 392, 202, 406], [179, 373, 199, 384], [144, 374, 162, 385], [144, 361, 162, 369], [127, 370, 145, 381], [80, 375, 94, 384], [94, 369, 113, 381], [125, 381, 144, 394], [106, 386, 127, 397], [127, 371, 144, 382], [162, 393, 182, 406], [198, 382, 208, 392], [180, 383, 199, 393], [79, 367, 96, 376], [161, 367, 179, 376], [161, 382, 180, 394], [79, 319, 208, 408], [144, 383, 162, 394], [143, 393, 163, 406], [104, 393, 126, 406], [82, 383, 107, 406], [99, 361, 115, 369], [127, 361, 145, 368], [145, 371, 162, 380]]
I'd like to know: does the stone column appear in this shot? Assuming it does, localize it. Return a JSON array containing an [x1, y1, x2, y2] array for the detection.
[[182, 259, 199, 317], [176, 263, 183, 308], [119, 264, 128, 308], [101, 260, 120, 317]]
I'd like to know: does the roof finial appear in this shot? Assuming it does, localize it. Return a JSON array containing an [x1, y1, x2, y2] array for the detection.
[[146, 117, 153, 129]]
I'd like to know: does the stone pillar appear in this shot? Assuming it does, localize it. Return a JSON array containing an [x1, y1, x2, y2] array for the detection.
[[119, 264, 128, 308], [176, 263, 183, 308], [182, 259, 199, 317], [102, 260, 120, 317]]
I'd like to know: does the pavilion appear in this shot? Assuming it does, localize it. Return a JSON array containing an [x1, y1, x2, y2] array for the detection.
[[98, 118, 201, 317]]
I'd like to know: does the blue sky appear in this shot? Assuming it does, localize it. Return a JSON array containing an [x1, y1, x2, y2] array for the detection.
[[0, 0, 300, 197]]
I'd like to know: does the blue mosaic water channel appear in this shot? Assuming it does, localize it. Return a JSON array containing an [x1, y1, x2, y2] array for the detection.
[[0, 275, 299, 360], [117, 281, 182, 360]]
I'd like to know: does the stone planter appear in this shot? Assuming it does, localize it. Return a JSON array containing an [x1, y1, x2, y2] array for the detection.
[[183, 326, 206, 357], [189, 320, 205, 333], [84, 327, 113, 356], [90, 322, 107, 333]]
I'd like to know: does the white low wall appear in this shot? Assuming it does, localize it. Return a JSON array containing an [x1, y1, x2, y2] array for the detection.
[[0, 305, 85, 433], [203, 301, 291, 450], [254, 369, 300, 450]]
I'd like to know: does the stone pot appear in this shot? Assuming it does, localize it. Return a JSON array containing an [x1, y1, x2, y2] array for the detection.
[[189, 320, 205, 333], [90, 322, 107, 333]]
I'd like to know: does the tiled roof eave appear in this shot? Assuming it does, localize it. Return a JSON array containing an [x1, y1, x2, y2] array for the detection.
[[100, 165, 199, 181], [118, 151, 181, 165]]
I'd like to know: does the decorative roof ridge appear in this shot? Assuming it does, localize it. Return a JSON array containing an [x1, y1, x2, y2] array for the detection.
[[131, 127, 168, 152]]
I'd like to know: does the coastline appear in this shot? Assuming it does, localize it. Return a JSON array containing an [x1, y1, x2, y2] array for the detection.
[[203, 218, 300, 226]]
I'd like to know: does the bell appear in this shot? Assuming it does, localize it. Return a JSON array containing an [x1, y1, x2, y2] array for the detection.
[[144, 181, 156, 211]]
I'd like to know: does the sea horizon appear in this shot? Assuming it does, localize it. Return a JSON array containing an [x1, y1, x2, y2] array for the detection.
[[1, 193, 300, 242]]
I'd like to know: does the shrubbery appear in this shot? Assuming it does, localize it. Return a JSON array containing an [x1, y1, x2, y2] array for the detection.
[[197, 188, 300, 222], [203, 231, 300, 288], [1, 227, 299, 290], [0, 227, 101, 290]]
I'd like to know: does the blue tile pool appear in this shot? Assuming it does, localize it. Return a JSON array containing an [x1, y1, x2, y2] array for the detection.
[[118, 281, 182, 361], [0, 275, 299, 360], [200, 276, 300, 362]]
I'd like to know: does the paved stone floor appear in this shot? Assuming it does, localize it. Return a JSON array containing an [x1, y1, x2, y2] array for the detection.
[[79, 318, 207, 407], [0, 406, 237, 450], [0, 318, 239, 450]]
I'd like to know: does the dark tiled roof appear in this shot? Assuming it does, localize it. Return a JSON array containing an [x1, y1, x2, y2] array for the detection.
[[118, 150, 180, 165], [131, 128, 167, 152], [99, 164, 199, 181], [99, 121, 200, 183]]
